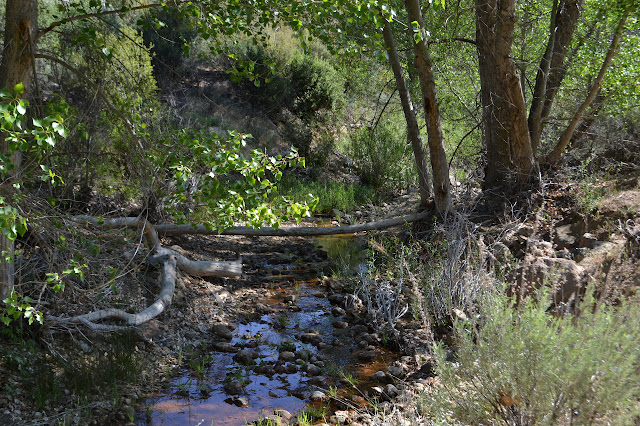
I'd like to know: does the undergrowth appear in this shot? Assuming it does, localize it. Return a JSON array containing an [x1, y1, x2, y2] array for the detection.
[[275, 174, 378, 215], [426, 284, 640, 425]]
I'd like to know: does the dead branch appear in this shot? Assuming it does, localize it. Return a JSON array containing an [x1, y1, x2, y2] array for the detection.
[[71, 215, 242, 277], [49, 255, 177, 331]]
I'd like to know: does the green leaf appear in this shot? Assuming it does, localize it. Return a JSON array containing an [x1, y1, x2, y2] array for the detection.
[[13, 82, 24, 94], [16, 103, 26, 115]]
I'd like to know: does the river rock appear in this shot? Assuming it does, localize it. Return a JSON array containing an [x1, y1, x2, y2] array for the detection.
[[284, 295, 297, 303], [254, 365, 275, 377], [330, 411, 350, 424], [355, 350, 376, 361], [507, 256, 586, 304], [348, 325, 369, 337], [224, 396, 249, 407], [210, 342, 234, 353], [328, 293, 345, 305], [332, 320, 348, 329], [278, 351, 296, 362], [387, 365, 404, 377], [310, 391, 327, 402], [224, 381, 244, 395], [300, 333, 322, 346], [274, 409, 292, 422], [234, 349, 259, 365], [384, 384, 399, 398], [284, 363, 298, 374], [332, 307, 346, 317], [371, 371, 388, 382], [211, 324, 233, 341], [307, 375, 329, 386], [305, 364, 322, 376]]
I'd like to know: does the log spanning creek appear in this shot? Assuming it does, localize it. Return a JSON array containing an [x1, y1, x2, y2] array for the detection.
[[136, 233, 400, 425]]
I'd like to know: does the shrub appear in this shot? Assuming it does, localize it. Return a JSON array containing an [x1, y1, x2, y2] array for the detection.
[[426, 284, 640, 425], [140, 9, 198, 75], [228, 29, 345, 122], [346, 117, 416, 191]]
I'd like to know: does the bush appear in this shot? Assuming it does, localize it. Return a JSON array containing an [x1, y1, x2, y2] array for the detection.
[[426, 284, 640, 425], [140, 8, 198, 75], [346, 117, 416, 191], [228, 29, 345, 121], [289, 54, 345, 120]]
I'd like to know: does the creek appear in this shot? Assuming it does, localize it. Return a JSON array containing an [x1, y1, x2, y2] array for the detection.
[[136, 233, 397, 425]]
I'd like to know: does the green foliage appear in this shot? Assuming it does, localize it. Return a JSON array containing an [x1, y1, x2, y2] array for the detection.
[[275, 174, 377, 215], [226, 28, 346, 121], [140, 8, 198, 73], [155, 129, 317, 231], [427, 285, 640, 425], [346, 117, 416, 191], [0, 87, 68, 327]]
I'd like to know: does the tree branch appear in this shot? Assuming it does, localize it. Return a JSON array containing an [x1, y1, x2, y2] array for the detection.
[[36, 2, 179, 42]]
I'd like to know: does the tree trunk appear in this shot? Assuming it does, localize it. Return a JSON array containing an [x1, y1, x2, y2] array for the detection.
[[476, 0, 535, 188], [544, 9, 629, 165], [405, 0, 451, 216], [528, 0, 583, 153], [381, 16, 432, 207], [0, 0, 38, 299]]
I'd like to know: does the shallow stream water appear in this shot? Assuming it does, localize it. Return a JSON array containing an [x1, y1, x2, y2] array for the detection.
[[136, 234, 393, 425]]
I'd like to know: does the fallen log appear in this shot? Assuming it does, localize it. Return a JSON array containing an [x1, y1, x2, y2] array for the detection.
[[155, 211, 430, 237], [72, 215, 242, 278], [49, 254, 177, 331]]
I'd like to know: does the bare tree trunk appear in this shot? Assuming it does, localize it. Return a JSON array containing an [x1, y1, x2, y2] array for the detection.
[[405, 0, 451, 216], [544, 9, 629, 165], [0, 0, 38, 299], [476, 0, 535, 188], [528, 0, 583, 153], [381, 16, 432, 207]]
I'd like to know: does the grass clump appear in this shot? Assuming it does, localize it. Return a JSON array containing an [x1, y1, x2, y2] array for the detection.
[[276, 175, 377, 215], [426, 285, 640, 425]]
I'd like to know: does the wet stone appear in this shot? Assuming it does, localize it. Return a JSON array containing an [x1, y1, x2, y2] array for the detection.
[[307, 375, 329, 386], [254, 365, 275, 377], [225, 396, 249, 407], [223, 381, 244, 395], [349, 325, 369, 337], [331, 307, 346, 317], [211, 324, 233, 341], [332, 320, 348, 329], [256, 303, 273, 314], [278, 351, 296, 362], [244, 340, 259, 348], [289, 387, 308, 399], [234, 349, 259, 365], [285, 363, 298, 374], [305, 364, 322, 376], [356, 350, 377, 361], [300, 333, 322, 346], [212, 342, 238, 353], [284, 295, 297, 303]]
